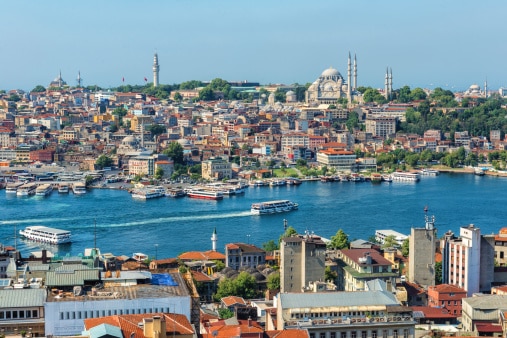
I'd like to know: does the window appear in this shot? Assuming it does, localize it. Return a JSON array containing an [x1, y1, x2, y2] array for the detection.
[[361, 331, 367, 338], [320, 333, 326, 338], [382, 330, 388, 338], [372, 331, 377, 338], [403, 329, 409, 338], [341, 332, 347, 338], [393, 329, 398, 338], [331, 333, 336, 338], [351, 331, 357, 338]]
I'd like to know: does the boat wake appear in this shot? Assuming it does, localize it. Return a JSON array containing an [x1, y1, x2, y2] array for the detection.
[[103, 210, 253, 228]]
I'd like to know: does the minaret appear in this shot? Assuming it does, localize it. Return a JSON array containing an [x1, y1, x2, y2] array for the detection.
[[211, 227, 218, 251], [77, 71, 82, 88], [347, 52, 352, 103], [484, 78, 488, 98], [152, 53, 160, 87], [384, 67, 389, 100], [58, 70, 63, 87], [353, 54, 357, 91], [389, 68, 393, 100]]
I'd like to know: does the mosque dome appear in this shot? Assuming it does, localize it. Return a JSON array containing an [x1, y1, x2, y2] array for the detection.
[[321, 67, 341, 77], [122, 135, 137, 146], [286, 90, 295, 96], [469, 84, 480, 91]]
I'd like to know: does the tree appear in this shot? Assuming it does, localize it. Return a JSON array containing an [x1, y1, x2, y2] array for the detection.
[[325, 266, 338, 283], [218, 308, 234, 319], [173, 92, 183, 101], [213, 260, 225, 272], [346, 111, 360, 133], [31, 85, 46, 92], [155, 167, 164, 180], [95, 155, 113, 169], [266, 272, 280, 291], [279, 226, 298, 244], [147, 124, 166, 140], [198, 87, 214, 101], [163, 142, 184, 165], [214, 271, 258, 301], [382, 235, 398, 249], [401, 238, 409, 257], [434, 261, 442, 284], [328, 229, 349, 249], [262, 240, 278, 252]]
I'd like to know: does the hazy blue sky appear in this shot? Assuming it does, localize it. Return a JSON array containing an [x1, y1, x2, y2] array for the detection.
[[2, 0, 506, 92]]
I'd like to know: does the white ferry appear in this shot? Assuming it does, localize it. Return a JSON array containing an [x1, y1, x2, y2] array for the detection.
[[35, 183, 53, 196], [251, 200, 299, 215], [420, 169, 439, 176], [72, 182, 87, 194], [391, 172, 420, 182], [5, 182, 23, 194], [58, 184, 69, 193], [19, 226, 71, 245], [187, 188, 223, 200], [132, 186, 165, 200], [16, 183, 37, 196]]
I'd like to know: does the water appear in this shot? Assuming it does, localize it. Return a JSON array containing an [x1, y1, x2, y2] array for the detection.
[[1, 173, 506, 259]]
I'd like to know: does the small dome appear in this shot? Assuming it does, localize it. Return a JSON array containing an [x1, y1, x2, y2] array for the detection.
[[122, 135, 137, 145], [286, 90, 295, 96], [321, 67, 341, 77], [469, 84, 480, 91]]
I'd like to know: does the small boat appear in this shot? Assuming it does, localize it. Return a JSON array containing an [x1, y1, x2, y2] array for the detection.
[[474, 168, 485, 176], [371, 173, 382, 183], [72, 182, 87, 194], [392, 171, 420, 182], [381, 174, 393, 183], [131, 186, 165, 200], [19, 225, 71, 245], [35, 183, 53, 196], [251, 200, 298, 215], [165, 188, 186, 198], [420, 169, 440, 176], [269, 179, 286, 186], [58, 184, 69, 193]]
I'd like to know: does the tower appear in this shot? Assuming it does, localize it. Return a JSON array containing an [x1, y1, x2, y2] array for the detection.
[[77, 71, 82, 88], [152, 53, 160, 87], [484, 78, 488, 98], [211, 228, 218, 251], [384, 67, 389, 100], [408, 210, 437, 288], [389, 68, 393, 100], [347, 52, 352, 103], [353, 54, 357, 91]]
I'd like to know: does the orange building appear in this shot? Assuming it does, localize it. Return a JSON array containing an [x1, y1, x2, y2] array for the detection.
[[427, 284, 467, 316]]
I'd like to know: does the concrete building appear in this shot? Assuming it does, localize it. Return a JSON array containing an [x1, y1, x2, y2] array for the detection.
[[225, 243, 265, 270], [375, 230, 408, 247], [0, 288, 46, 336], [280, 233, 326, 293], [461, 295, 507, 332], [408, 215, 436, 288], [336, 249, 398, 291], [493, 227, 507, 266], [201, 157, 232, 180], [427, 284, 467, 317], [316, 149, 356, 171], [365, 116, 396, 138], [274, 289, 415, 338]]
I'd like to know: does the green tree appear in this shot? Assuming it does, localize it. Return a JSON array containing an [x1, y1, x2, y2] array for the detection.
[[31, 85, 46, 92], [266, 272, 280, 291], [262, 240, 278, 251], [155, 167, 164, 180], [382, 235, 398, 249], [198, 87, 214, 101], [147, 124, 166, 140], [279, 226, 298, 244], [218, 308, 234, 319], [163, 142, 184, 165], [179, 80, 204, 90], [434, 261, 442, 284], [328, 229, 349, 249], [213, 260, 225, 272], [85, 175, 95, 187], [346, 111, 360, 133], [325, 266, 338, 283], [173, 92, 183, 101], [95, 155, 113, 169], [410, 87, 427, 101], [401, 238, 409, 257]]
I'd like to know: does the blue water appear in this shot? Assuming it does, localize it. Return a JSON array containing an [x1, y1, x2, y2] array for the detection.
[[1, 173, 506, 259]]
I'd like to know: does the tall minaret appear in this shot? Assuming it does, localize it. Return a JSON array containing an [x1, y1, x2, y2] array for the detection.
[[353, 54, 357, 91], [211, 227, 218, 251], [152, 53, 160, 87], [384, 67, 389, 100], [77, 71, 82, 88], [347, 52, 352, 103], [484, 78, 488, 98], [389, 68, 393, 100]]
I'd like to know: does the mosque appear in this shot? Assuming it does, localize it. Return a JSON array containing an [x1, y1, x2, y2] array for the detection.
[[305, 53, 358, 105]]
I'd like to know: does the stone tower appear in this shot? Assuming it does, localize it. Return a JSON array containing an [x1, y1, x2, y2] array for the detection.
[[153, 53, 160, 87]]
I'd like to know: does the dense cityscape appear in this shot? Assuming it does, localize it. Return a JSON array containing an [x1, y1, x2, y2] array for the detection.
[[2, 51, 507, 338]]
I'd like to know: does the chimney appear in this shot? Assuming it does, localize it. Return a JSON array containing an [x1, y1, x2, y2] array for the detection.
[[42, 249, 47, 264], [248, 316, 252, 327], [143, 318, 153, 338]]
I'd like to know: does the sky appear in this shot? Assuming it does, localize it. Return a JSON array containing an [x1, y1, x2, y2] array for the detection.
[[1, 0, 507, 92]]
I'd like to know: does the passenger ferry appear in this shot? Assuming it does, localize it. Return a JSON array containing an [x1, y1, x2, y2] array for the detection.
[[420, 169, 440, 176], [251, 200, 299, 215], [16, 183, 37, 196], [131, 186, 166, 200], [5, 182, 24, 194], [165, 188, 186, 198], [19, 226, 71, 245], [58, 184, 69, 193], [391, 172, 420, 182], [187, 188, 223, 200], [35, 183, 53, 196], [72, 182, 87, 194]]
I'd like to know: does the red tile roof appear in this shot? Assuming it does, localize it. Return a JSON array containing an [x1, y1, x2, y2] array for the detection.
[[221, 295, 247, 307]]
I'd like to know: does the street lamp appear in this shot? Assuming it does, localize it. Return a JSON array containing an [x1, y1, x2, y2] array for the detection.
[[246, 234, 251, 244]]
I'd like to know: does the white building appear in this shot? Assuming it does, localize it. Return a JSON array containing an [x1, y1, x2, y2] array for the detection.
[[375, 230, 408, 247]]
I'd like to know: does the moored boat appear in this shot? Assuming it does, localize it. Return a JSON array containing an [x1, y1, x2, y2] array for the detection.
[[19, 225, 71, 245], [16, 183, 37, 196], [392, 171, 420, 182], [420, 169, 440, 176], [58, 184, 69, 193], [72, 182, 87, 194], [131, 186, 165, 200], [5, 182, 23, 194], [187, 188, 223, 200], [371, 173, 382, 183], [35, 183, 53, 196], [165, 188, 186, 198], [381, 174, 393, 183], [251, 200, 299, 215]]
